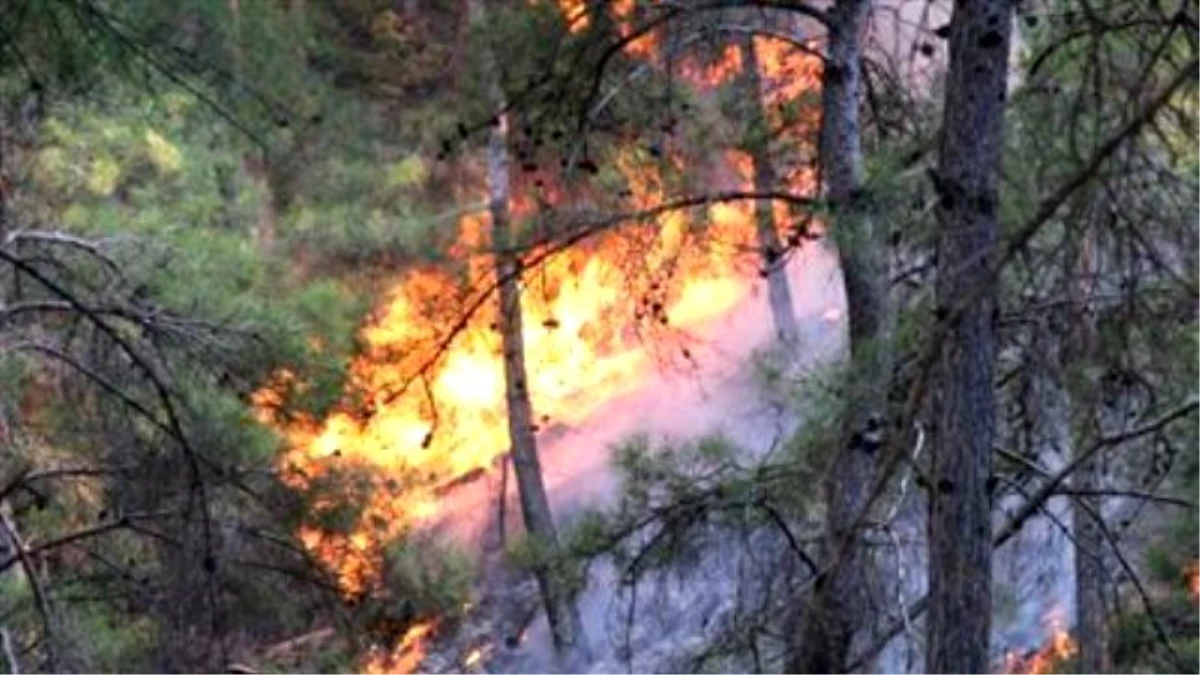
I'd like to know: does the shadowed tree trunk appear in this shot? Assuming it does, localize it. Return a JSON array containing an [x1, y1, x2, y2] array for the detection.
[[926, 0, 1013, 671], [791, 0, 889, 670], [468, 0, 587, 665], [737, 33, 800, 347], [1026, 235, 1110, 673], [1070, 232, 1110, 673], [0, 105, 10, 241], [1073, 452, 1110, 672]]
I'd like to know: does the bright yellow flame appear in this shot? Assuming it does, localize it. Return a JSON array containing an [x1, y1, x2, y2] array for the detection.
[[245, 11, 834, 675], [363, 621, 436, 675], [254, 151, 794, 595], [555, 0, 589, 32], [254, 4, 826, 601]]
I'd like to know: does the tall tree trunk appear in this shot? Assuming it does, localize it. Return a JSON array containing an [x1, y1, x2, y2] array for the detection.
[[1070, 232, 1110, 673], [926, 0, 1013, 671], [791, 0, 887, 671], [0, 104, 10, 242], [468, 0, 587, 664], [737, 33, 800, 347], [1073, 454, 1109, 672]]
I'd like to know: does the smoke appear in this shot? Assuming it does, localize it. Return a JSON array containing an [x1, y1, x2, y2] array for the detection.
[[420, 241, 844, 673], [431, 239, 845, 545]]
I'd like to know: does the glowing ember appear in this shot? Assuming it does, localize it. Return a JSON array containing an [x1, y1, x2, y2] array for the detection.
[[463, 647, 485, 668], [1003, 607, 1078, 674], [1186, 559, 1199, 601], [542, 0, 654, 56], [611, 0, 657, 60], [752, 36, 824, 109], [555, 0, 588, 32], [681, 44, 743, 88]]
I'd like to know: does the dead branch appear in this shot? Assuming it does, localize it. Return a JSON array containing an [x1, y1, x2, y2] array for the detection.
[[0, 510, 177, 575], [0, 464, 32, 503], [262, 627, 337, 661], [0, 510, 57, 672], [5, 229, 125, 277], [0, 625, 18, 675], [824, 59, 1200, 608], [1073, 493, 1189, 671], [0, 242, 224, 647], [847, 397, 1199, 670], [1056, 488, 1197, 509]]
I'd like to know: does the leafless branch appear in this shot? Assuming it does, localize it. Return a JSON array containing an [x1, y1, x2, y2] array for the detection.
[[848, 397, 1198, 670], [1073, 493, 1189, 671], [1056, 488, 1197, 509], [371, 189, 819, 412], [0, 625, 18, 675], [0, 510, 177, 575], [0, 510, 57, 672]]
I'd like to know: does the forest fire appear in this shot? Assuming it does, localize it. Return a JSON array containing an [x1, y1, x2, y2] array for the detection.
[[253, 16, 822, 601], [1186, 559, 1199, 601], [253, 158, 777, 596], [1002, 608, 1078, 674], [250, 12, 823, 674], [363, 620, 437, 675]]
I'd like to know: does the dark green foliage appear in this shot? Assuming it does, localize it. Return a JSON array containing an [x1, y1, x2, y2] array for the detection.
[[1112, 594, 1199, 673], [377, 536, 475, 627]]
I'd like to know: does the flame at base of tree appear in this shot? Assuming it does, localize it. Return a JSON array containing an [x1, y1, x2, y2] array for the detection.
[[250, 12, 826, 674], [253, 0, 822, 603], [1002, 607, 1078, 674], [363, 620, 437, 674], [252, 154, 803, 595]]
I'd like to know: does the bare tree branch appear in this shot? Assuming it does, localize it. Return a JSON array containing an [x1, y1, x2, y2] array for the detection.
[[848, 397, 1198, 670], [0, 625, 19, 675], [0, 510, 177, 576], [0, 510, 57, 672]]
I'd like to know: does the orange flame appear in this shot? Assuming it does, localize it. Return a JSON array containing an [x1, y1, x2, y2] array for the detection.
[[555, 0, 589, 32], [362, 620, 436, 675], [254, 151, 802, 595], [541, 0, 654, 56], [1003, 607, 1078, 674], [751, 36, 824, 108], [253, 3, 823, 602], [680, 43, 743, 88], [611, 0, 658, 60], [1186, 559, 1199, 602]]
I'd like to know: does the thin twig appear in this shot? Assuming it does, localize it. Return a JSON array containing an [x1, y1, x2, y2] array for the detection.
[[0, 511, 56, 672], [847, 397, 1198, 670], [0, 625, 18, 675]]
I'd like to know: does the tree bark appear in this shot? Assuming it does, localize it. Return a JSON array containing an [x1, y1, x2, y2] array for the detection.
[[1073, 453, 1109, 672], [737, 33, 800, 347], [0, 625, 18, 675], [0, 104, 9, 242], [926, 0, 1013, 671], [468, 0, 587, 664], [791, 1, 888, 671], [1070, 232, 1110, 673]]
